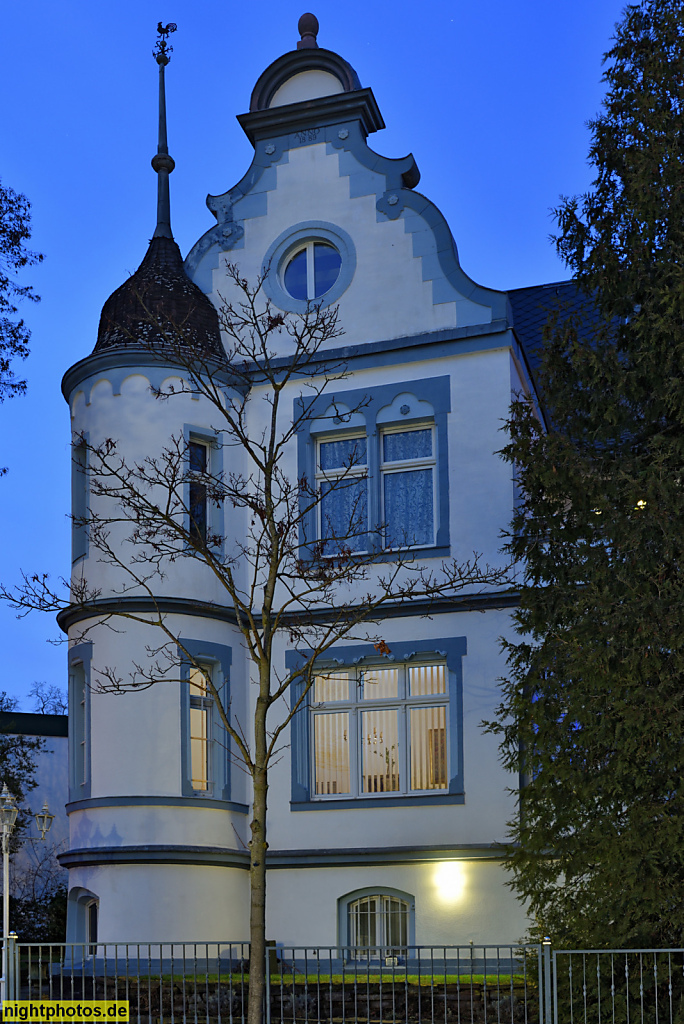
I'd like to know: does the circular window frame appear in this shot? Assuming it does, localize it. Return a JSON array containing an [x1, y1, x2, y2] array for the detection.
[[262, 221, 356, 313]]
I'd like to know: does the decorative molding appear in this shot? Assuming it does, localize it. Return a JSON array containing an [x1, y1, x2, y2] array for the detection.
[[238, 89, 384, 145], [59, 845, 250, 870], [249, 48, 363, 112], [58, 842, 511, 871], [66, 795, 248, 814], [291, 794, 466, 811], [56, 590, 520, 634], [61, 349, 240, 406]]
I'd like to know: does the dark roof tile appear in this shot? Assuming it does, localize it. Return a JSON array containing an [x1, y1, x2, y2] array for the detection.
[[95, 235, 223, 359]]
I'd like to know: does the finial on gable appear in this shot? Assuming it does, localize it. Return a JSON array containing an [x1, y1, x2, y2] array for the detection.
[[297, 13, 319, 49]]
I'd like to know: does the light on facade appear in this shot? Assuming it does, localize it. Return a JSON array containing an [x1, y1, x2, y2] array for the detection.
[[434, 861, 465, 902]]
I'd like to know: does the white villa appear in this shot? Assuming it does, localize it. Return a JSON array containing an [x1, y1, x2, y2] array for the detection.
[[57, 14, 564, 950]]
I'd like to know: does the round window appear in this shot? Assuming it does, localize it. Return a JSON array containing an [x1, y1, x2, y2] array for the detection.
[[283, 241, 342, 301]]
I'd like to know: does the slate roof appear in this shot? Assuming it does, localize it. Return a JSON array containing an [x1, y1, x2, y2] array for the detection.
[[508, 279, 602, 390], [95, 235, 223, 358]]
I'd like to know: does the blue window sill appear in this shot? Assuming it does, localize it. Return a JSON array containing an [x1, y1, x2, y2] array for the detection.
[[290, 793, 465, 811], [370, 544, 451, 562]]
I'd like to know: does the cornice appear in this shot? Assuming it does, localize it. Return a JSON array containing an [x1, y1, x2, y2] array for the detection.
[[61, 348, 241, 404], [59, 842, 513, 871], [238, 89, 384, 145], [56, 590, 520, 634]]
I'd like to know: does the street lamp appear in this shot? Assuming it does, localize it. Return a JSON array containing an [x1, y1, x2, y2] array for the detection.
[[35, 802, 55, 841], [0, 788, 54, 1000]]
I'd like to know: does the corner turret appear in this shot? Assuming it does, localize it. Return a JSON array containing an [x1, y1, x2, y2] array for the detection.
[[93, 23, 222, 359]]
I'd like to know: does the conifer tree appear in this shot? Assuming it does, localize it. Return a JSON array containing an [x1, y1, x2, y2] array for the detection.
[[492, 0, 684, 948]]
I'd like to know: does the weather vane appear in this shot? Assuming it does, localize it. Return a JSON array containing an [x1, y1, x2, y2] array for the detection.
[[154, 22, 177, 66]]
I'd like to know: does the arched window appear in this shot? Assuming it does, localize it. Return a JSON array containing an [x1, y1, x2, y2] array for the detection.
[[349, 894, 409, 956], [338, 887, 415, 959]]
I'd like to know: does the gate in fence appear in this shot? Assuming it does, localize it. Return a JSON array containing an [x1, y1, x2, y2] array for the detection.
[[552, 948, 684, 1024], [2, 937, 683, 1024]]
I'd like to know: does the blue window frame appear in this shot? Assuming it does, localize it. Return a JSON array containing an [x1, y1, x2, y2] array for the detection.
[[297, 377, 450, 559], [284, 241, 342, 301], [287, 637, 466, 809], [179, 640, 232, 800], [338, 886, 416, 957], [68, 643, 92, 800], [71, 434, 88, 563], [183, 425, 224, 552]]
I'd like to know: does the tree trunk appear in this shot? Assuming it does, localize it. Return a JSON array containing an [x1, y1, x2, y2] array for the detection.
[[247, 765, 268, 1024]]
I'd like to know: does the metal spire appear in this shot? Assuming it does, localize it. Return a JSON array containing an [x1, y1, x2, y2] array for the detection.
[[151, 23, 177, 239]]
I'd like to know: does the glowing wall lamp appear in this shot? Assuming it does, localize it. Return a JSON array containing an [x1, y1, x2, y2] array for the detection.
[[433, 861, 466, 903]]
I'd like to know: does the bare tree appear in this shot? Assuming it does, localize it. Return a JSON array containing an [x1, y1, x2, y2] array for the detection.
[[29, 682, 67, 715], [3, 267, 510, 1024]]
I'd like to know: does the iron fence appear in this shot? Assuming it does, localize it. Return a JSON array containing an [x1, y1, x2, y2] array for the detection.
[[3, 939, 542, 1024], [552, 949, 684, 1024], [10, 940, 684, 1024]]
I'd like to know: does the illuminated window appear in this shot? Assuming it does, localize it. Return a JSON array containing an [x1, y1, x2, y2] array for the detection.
[[312, 662, 448, 799], [189, 665, 213, 792]]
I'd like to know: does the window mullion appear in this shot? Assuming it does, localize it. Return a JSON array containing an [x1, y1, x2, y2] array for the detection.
[[306, 242, 315, 300], [399, 703, 408, 795], [356, 704, 360, 798]]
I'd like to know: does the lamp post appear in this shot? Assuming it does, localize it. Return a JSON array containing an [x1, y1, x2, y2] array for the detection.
[[0, 788, 54, 1001], [0, 784, 18, 1003]]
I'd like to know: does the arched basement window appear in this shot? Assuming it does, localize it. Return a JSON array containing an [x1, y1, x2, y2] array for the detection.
[[348, 893, 409, 957]]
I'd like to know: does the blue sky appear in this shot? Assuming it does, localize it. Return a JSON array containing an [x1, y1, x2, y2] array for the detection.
[[1, 0, 626, 706]]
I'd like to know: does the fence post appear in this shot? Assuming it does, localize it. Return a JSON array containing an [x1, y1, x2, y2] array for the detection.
[[543, 937, 552, 1024], [7, 933, 17, 1000], [264, 943, 271, 1024]]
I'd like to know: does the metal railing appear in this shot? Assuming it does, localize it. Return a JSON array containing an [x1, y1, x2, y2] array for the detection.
[[2, 939, 543, 1024], [552, 949, 684, 1024], [267, 943, 542, 1024], [11, 939, 684, 1023]]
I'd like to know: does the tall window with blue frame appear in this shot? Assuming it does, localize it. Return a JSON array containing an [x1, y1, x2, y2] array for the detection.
[[317, 433, 368, 553], [188, 439, 208, 546], [380, 424, 436, 548]]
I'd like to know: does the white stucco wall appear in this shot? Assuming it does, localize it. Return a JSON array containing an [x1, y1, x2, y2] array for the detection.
[[67, 863, 249, 942], [266, 861, 527, 947]]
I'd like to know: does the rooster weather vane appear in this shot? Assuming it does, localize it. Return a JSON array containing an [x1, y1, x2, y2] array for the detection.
[[154, 22, 177, 65]]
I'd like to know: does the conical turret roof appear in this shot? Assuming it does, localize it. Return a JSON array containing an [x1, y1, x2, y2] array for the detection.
[[94, 24, 223, 360], [94, 235, 222, 357]]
